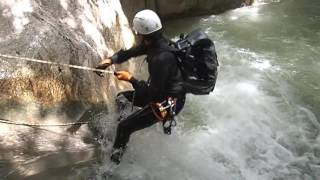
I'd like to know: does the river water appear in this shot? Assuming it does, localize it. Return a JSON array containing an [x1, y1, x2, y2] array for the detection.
[[2, 0, 320, 179], [161, 0, 320, 179]]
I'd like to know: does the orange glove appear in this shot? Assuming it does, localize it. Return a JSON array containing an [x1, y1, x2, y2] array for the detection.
[[114, 71, 133, 81]]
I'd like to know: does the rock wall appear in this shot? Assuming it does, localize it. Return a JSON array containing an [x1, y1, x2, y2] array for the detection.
[[0, 0, 136, 177], [121, 0, 243, 21], [0, 0, 136, 118]]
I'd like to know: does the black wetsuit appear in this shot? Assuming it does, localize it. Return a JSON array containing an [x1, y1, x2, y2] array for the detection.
[[111, 35, 186, 149]]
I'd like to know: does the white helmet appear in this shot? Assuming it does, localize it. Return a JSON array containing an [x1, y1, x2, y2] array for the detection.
[[133, 9, 162, 35]]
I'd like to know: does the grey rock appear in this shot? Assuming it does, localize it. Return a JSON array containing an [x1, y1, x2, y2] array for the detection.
[[0, 0, 135, 116], [121, 0, 244, 21]]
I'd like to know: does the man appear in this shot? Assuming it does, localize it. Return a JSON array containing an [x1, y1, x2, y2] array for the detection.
[[95, 9, 186, 164]]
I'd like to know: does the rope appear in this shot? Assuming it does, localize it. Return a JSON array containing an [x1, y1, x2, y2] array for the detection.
[[0, 54, 114, 74], [0, 54, 110, 127], [0, 118, 89, 127]]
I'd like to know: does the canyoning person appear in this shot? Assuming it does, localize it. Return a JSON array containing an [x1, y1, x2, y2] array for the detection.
[[95, 9, 186, 164]]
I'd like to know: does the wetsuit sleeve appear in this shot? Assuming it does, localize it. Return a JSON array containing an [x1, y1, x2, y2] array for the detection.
[[111, 44, 146, 64]]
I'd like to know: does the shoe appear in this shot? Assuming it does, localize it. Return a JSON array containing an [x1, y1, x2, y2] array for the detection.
[[110, 147, 126, 164], [115, 94, 129, 111]]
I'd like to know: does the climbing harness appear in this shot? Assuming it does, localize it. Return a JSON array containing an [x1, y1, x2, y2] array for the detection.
[[0, 54, 114, 75], [150, 98, 177, 135]]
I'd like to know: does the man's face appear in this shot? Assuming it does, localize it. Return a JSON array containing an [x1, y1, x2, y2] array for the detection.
[[136, 33, 151, 46]]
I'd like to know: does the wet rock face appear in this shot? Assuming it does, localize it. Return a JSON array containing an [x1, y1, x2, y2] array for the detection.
[[121, 0, 243, 21], [0, 1, 135, 176], [0, 0, 135, 114]]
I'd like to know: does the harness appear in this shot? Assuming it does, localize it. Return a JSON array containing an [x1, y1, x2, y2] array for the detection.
[[150, 98, 177, 135]]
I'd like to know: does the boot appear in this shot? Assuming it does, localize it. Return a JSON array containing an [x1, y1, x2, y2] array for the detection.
[[110, 146, 126, 164]]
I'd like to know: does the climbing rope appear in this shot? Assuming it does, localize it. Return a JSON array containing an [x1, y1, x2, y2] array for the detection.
[[0, 118, 89, 127], [0, 54, 114, 74]]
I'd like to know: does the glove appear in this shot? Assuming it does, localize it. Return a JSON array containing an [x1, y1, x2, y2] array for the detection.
[[95, 58, 113, 77], [114, 71, 133, 81]]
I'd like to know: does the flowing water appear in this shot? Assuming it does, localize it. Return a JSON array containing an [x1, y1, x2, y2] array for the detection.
[[160, 0, 320, 179], [2, 0, 320, 179]]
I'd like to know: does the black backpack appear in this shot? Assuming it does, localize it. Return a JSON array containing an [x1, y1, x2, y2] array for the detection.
[[170, 29, 219, 95]]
